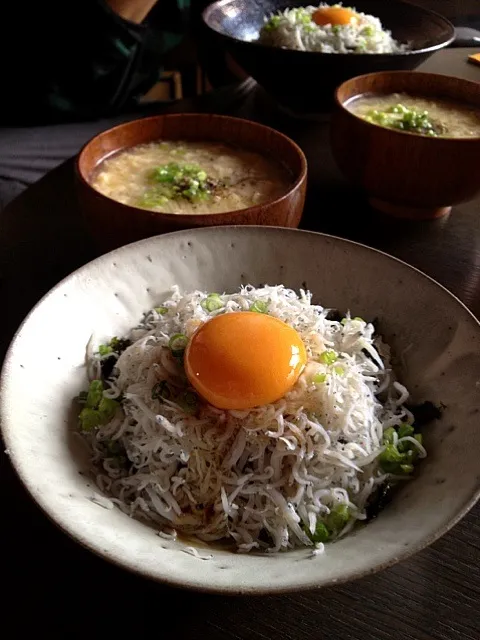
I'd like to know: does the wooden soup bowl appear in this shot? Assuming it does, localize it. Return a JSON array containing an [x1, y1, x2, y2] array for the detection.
[[76, 113, 307, 252], [331, 71, 480, 220]]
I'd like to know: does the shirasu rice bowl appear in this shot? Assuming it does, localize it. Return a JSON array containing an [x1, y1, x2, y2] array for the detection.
[[257, 4, 409, 54], [77, 285, 427, 555]]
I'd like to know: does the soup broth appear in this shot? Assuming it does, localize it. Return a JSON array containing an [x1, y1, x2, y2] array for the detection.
[[92, 140, 293, 214], [348, 92, 480, 138]]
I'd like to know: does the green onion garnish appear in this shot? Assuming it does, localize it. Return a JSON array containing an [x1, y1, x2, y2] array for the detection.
[[319, 350, 337, 365], [400, 464, 414, 474], [310, 522, 330, 543], [79, 407, 102, 432], [313, 372, 326, 384], [201, 293, 224, 313], [98, 344, 113, 356], [382, 427, 396, 445], [250, 300, 269, 314], [154, 306, 168, 315], [78, 380, 119, 431], [326, 504, 350, 534], [98, 396, 119, 421], [398, 423, 414, 439], [306, 504, 352, 544], [169, 333, 188, 357], [86, 379, 104, 409]]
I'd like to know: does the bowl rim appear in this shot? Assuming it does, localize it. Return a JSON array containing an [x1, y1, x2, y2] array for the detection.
[[1, 225, 480, 595], [333, 70, 480, 143], [202, 0, 456, 57], [75, 113, 308, 223]]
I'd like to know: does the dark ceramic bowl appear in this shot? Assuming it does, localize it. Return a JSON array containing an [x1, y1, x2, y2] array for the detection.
[[202, 0, 455, 112]]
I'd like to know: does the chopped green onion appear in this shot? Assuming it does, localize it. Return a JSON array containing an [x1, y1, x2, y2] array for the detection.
[[379, 437, 422, 474], [341, 318, 348, 325], [86, 379, 104, 409], [250, 300, 269, 314], [98, 396, 119, 421], [334, 365, 345, 376], [400, 464, 414, 474], [154, 306, 168, 315], [146, 162, 218, 204], [264, 14, 281, 31], [398, 423, 414, 439], [414, 433, 423, 445], [79, 407, 103, 432], [326, 504, 350, 533], [405, 448, 419, 463], [201, 293, 224, 313], [78, 381, 119, 432], [169, 333, 188, 357], [311, 522, 330, 543], [379, 444, 407, 473], [78, 398, 119, 432], [152, 380, 171, 401], [353, 316, 364, 322], [363, 103, 440, 137], [319, 350, 337, 365], [98, 344, 113, 356], [382, 427, 396, 445], [380, 444, 404, 463], [105, 337, 131, 354], [313, 372, 326, 384]]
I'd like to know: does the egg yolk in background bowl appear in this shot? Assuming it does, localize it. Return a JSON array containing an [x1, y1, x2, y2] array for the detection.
[[312, 7, 358, 26], [185, 312, 307, 410]]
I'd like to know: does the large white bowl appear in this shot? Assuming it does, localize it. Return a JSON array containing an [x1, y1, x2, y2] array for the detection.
[[1, 227, 480, 594]]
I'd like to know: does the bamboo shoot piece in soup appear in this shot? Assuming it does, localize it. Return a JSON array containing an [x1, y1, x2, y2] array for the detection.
[[347, 92, 480, 138], [91, 140, 293, 214]]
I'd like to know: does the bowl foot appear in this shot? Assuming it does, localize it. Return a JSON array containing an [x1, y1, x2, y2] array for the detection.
[[369, 198, 452, 220]]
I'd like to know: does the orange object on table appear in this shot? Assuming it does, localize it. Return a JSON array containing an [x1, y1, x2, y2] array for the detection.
[[467, 53, 480, 66]]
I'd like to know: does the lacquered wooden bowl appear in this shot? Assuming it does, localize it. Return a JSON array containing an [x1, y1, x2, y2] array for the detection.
[[331, 71, 480, 220], [76, 113, 307, 252]]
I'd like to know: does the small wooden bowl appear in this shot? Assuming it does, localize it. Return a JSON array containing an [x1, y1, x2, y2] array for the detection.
[[331, 71, 480, 220], [76, 114, 307, 252]]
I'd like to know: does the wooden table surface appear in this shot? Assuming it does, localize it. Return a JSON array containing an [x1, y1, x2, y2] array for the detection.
[[1, 48, 479, 639]]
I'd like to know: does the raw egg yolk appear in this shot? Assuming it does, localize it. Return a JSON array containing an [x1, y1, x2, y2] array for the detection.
[[184, 312, 307, 410], [312, 7, 357, 26]]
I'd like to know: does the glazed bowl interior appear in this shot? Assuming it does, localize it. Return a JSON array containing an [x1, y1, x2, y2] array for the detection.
[[202, 0, 455, 112], [1, 226, 480, 595]]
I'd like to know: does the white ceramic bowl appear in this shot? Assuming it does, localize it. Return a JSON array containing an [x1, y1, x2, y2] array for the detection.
[[1, 227, 480, 594]]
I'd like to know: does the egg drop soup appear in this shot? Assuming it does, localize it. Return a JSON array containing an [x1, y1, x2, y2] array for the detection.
[[348, 92, 480, 138], [91, 140, 293, 214]]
